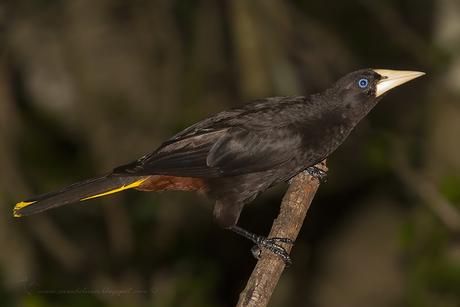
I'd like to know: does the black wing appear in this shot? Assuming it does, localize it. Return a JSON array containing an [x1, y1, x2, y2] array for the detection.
[[206, 126, 301, 175], [113, 96, 306, 177], [113, 129, 227, 177]]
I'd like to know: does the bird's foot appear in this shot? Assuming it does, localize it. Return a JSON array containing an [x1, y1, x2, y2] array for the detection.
[[251, 237, 293, 266], [304, 166, 328, 183], [230, 226, 294, 266]]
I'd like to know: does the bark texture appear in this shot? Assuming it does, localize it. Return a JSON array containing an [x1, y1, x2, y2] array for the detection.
[[236, 161, 327, 307]]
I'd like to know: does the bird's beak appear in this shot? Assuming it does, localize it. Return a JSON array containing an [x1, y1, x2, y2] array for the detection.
[[373, 69, 425, 97]]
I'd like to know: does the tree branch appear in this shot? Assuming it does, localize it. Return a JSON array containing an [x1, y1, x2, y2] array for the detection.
[[236, 161, 327, 307]]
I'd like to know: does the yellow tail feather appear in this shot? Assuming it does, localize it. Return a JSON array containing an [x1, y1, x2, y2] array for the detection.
[[13, 178, 147, 217], [79, 178, 147, 201], [14, 201, 36, 217]]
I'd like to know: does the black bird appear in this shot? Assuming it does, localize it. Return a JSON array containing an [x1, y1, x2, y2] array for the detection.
[[14, 68, 424, 263]]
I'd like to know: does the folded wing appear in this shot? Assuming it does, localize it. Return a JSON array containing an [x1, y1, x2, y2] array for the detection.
[[113, 125, 300, 178]]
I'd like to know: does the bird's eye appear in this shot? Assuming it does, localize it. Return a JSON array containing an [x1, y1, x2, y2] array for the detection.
[[358, 78, 369, 89]]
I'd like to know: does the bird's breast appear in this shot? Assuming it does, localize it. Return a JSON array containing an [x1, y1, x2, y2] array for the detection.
[[297, 112, 354, 165]]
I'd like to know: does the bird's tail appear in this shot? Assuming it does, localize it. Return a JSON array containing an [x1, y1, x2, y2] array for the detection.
[[13, 175, 148, 217]]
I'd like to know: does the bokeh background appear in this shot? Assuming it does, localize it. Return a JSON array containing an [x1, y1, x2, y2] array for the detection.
[[1, 0, 460, 306]]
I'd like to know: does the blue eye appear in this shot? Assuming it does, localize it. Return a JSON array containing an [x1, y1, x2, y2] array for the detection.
[[358, 78, 369, 88]]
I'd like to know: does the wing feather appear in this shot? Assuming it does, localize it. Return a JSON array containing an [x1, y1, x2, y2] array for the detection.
[[113, 97, 307, 178]]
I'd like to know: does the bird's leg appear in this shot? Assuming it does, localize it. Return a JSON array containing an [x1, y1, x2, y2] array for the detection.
[[229, 226, 294, 266], [304, 166, 328, 183]]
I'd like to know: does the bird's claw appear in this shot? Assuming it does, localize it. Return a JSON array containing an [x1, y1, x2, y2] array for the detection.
[[265, 237, 295, 245], [304, 166, 328, 183], [251, 236, 294, 266], [229, 226, 294, 266]]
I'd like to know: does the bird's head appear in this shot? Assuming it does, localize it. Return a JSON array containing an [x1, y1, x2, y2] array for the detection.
[[330, 68, 425, 122]]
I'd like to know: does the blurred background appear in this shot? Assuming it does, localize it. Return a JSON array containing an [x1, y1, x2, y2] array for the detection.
[[1, 0, 460, 306]]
